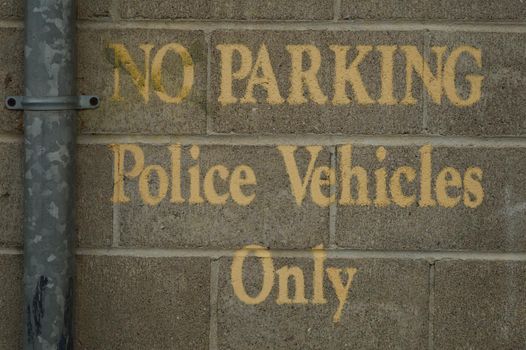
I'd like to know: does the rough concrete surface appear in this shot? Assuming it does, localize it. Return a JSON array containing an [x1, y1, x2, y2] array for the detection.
[[0, 255, 23, 350], [78, 29, 207, 135], [434, 261, 526, 349], [218, 256, 430, 349], [0, 142, 22, 247], [119, 145, 330, 249], [75, 256, 211, 349], [428, 32, 526, 136], [210, 30, 425, 135], [336, 145, 526, 251], [341, 0, 526, 21], [0, 0, 524, 348]]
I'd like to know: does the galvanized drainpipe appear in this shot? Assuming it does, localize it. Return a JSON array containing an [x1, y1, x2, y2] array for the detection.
[[5, 0, 98, 348]]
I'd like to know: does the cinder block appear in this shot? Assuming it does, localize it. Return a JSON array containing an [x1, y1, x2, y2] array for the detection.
[[76, 255, 210, 349], [434, 260, 526, 349], [76, 145, 113, 247], [121, 0, 333, 20], [341, 0, 526, 21], [0, 255, 23, 350], [0, 143, 114, 248], [119, 145, 330, 249], [0, 255, 210, 349], [78, 0, 111, 18], [0, 0, 22, 19], [0, 0, 111, 19], [428, 32, 526, 136], [0, 142, 22, 247], [0, 28, 23, 134], [209, 0, 333, 20], [78, 29, 207, 135], [120, 0, 210, 19], [336, 145, 526, 251], [209, 30, 425, 134], [217, 256, 430, 349]]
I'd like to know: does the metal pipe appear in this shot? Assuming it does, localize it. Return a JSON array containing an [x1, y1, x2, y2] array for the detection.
[[23, 0, 77, 348]]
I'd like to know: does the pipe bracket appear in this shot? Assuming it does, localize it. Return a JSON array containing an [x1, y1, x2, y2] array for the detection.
[[4, 95, 100, 111]]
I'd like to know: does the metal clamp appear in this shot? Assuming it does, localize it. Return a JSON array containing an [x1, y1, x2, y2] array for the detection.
[[4, 95, 100, 111]]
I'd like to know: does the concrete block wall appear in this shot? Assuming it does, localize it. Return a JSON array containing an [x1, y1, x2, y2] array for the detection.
[[0, 0, 525, 349]]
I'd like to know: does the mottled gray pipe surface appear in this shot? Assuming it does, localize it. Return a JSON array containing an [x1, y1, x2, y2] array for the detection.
[[23, 0, 77, 349]]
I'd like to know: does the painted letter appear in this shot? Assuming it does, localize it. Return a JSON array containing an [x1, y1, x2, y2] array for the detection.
[[240, 44, 284, 104], [217, 44, 253, 105], [204, 165, 230, 205], [330, 45, 374, 105], [109, 44, 154, 102], [278, 146, 323, 205], [339, 144, 371, 206], [436, 167, 462, 208], [327, 267, 358, 323], [390, 166, 417, 207], [276, 266, 308, 304], [312, 245, 327, 304], [139, 165, 169, 206], [286, 45, 327, 105], [400, 46, 446, 105], [374, 147, 390, 207], [310, 166, 336, 207], [231, 245, 274, 305], [444, 46, 483, 107], [111, 144, 145, 203], [463, 167, 484, 208], [151, 43, 194, 104], [418, 145, 436, 207], [188, 145, 204, 204], [230, 165, 257, 206], [377, 45, 398, 105], [168, 144, 184, 203]]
